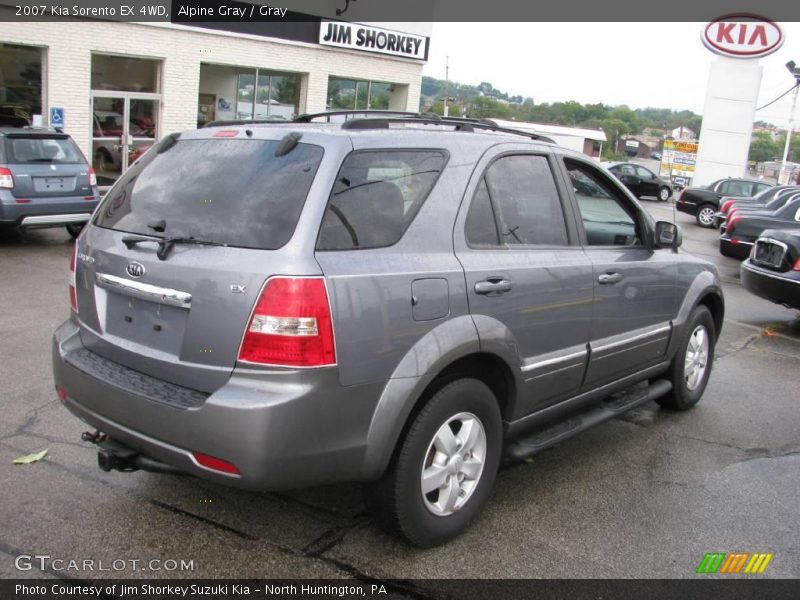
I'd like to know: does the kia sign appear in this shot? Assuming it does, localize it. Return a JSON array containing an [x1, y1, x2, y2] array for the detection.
[[702, 16, 784, 59]]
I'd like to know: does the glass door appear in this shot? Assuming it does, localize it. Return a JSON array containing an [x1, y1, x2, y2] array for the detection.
[[91, 94, 159, 186]]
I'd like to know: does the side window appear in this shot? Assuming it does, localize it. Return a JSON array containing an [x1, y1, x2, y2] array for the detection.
[[472, 154, 568, 246], [635, 166, 653, 179], [465, 178, 500, 246], [716, 180, 729, 194], [619, 165, 636, 176], [565, 159, 641, 247], [755, 183, 772, 195], [317, 150, 447, 250]]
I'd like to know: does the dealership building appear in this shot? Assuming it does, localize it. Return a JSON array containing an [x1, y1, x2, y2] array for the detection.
[[1, 17, 430, 184]]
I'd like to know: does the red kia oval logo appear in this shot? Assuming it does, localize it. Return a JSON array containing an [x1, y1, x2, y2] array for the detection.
[[702, 15, 784, 59]]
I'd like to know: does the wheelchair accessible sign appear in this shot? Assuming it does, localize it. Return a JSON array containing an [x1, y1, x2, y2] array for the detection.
[[49, 107, 65, 128]]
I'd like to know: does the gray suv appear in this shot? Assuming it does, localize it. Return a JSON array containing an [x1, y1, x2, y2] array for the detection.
[[0, 127, 100, 238], [52, 114, 724, 547]]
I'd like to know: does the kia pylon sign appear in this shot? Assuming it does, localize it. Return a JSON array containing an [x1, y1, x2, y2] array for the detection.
[[702, 16, 784, 59]]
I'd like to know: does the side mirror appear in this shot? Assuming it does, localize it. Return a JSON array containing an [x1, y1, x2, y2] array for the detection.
[[655, 221, 682, 249]]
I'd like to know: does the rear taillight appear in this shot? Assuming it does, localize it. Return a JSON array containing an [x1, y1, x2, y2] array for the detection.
[[88, 167, 97, 187], [0, 167, 13, 189], [678, 189, 686, 201], [238, 277, 336, 367], [793, 257, 800, 271], [69, 243, 78, 313], [192, 452, 240, 475], [727, 215, 742, 233], [721, 199, 734, 213]]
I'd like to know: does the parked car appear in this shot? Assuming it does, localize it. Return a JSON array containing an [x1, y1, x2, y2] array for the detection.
[[714, 185, 800, 228], [0, 126, 100, 238], [607, 162, 672, 201], [718, 188, 800, 233], [676, 178, 773, 227], [720, 194, 800, 259], [740, 229, 800, 310], [651, 152, 662, 161], [53, 113, 724, 547]]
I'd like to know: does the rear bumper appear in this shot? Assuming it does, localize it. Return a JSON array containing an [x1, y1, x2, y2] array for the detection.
[[719, 235, 753, 260], [52, 319, 385, 491], [675, 199, 696, 216], [741, 260, 800, 310], [0, 192, 100, 226]]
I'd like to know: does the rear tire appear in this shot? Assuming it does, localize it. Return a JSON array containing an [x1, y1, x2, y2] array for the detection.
[[657, 305, 716, 411], [66, 224, 84, 239], [364, 378, 502, 548], [696, 204, 716, 228]]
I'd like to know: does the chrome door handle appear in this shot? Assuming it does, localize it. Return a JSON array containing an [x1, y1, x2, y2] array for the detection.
[[598, 272, 623, 285], [474, 279, 513, 295]]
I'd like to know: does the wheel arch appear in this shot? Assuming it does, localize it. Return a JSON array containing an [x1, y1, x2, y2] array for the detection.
[[360, 316, 521, 480]]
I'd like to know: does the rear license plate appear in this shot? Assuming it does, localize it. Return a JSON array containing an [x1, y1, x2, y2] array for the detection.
[[106, 292, 187, 355], [753, 240, 786, 269]]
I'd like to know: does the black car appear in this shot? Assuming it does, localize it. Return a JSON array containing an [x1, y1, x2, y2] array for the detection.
[[741, 229, 800, 310], [0, 126, 100, 238], [719, 190, 800, 234], [676, 178, 773, 228], [714, 185, 800, 228], [720, 195, 800, 259], [607, 163, 672, 201]]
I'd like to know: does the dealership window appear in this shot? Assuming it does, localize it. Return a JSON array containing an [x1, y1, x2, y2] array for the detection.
[[327, 78, 393, 111], [199, 64, 299, 126], [91, 54, 161, 186], [0, 43, 43, 127]]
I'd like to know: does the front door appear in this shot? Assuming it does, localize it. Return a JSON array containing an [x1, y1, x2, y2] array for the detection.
[[91, 94, 158, 186], [454, 148, 594, 419], [561, 157, 677, 390]]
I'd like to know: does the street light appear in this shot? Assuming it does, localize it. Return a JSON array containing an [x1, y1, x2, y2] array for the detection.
[[778, 61, 800, 185]]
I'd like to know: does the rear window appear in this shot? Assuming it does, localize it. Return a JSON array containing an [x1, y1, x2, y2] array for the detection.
[[94, 138, 324, 250], [316, 150, 447, 250], [4, 135, 84, 164]]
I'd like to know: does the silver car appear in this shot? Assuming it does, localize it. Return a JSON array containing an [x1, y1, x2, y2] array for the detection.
[[53, 114, 724, 547]]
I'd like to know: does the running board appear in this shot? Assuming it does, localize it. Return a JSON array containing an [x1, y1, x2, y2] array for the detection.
[[505, 379, 672, 461]]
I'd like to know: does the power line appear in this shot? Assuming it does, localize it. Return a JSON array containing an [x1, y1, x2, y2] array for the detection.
[[756, 84, 799, 111]]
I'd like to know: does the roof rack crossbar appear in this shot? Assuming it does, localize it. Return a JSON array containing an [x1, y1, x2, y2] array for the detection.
[[338, 116, 555, 143], [294, 110, 425, 123]]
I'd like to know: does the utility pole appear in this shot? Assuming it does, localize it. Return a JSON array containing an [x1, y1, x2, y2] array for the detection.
[[779, 61, 800, 185], [443, 56, 449, 117]]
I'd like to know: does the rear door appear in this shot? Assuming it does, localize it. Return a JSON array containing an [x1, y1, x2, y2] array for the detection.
[[4, 133, 93, 199], [454, 147, 594, 418], [635, 166, 660, 197], [559, 156, 677, 390], [74, 132, 332, 393]]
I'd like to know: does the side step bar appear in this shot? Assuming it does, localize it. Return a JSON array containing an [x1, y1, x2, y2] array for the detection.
[[505, 379, 672, 461]]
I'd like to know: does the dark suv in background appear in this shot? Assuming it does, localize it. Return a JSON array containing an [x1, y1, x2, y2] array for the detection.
[[0, 127, 100, 238], [53, 113, 724, 547]]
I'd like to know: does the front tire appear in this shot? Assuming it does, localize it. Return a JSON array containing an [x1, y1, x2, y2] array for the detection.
[[657, 305, 716, 411], [696, 204, 716, 228], [658, 186, 671, 202], [364, 378, 502, 548]]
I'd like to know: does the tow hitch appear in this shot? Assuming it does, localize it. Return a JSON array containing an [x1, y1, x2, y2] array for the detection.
[[81, 430, 185, 475]]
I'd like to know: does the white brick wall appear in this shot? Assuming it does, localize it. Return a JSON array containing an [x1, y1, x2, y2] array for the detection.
[[4, 21, 425, 158]]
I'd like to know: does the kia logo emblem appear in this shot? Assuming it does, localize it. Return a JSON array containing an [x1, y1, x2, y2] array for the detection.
[[126, 262, 145, 278]]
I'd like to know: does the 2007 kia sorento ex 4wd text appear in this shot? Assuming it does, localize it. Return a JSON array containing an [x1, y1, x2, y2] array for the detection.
[[53, 114, 724, 547]]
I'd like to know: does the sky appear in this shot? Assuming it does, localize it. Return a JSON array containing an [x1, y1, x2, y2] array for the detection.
[[422, 22, 800, 127]]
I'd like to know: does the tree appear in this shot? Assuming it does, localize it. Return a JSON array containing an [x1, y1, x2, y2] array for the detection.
[[749, 131, 781, 163]]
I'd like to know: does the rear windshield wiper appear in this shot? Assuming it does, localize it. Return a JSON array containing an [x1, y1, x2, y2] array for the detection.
[[122, 235, 228, 261]]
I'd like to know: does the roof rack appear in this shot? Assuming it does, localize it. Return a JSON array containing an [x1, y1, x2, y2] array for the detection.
[[338, 115, 555, 143], [202, 118, 290, 128], [200, 111, 555, 143], [294, 110, 427, 123]]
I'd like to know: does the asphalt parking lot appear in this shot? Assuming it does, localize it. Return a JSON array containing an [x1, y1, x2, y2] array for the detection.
[[1, 201, 798, 585]]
